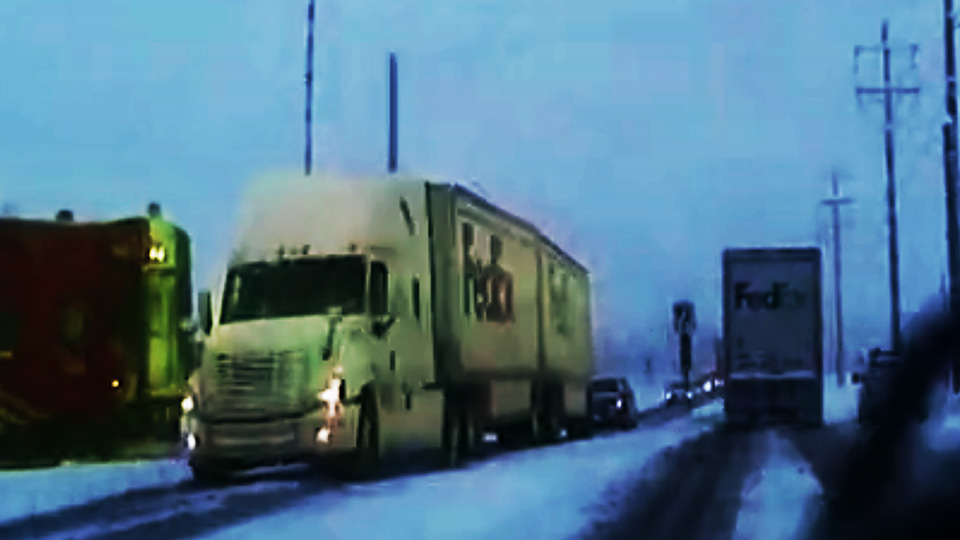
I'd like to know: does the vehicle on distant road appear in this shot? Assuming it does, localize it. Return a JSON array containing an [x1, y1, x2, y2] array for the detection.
[[694, 373, 720, 396], [589, 377, 640, 429], [663, 381, 694, 406], [853, 348, 917, 425], [709, 370, 724, 392]]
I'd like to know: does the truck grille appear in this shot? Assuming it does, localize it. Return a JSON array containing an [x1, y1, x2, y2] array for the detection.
[[212, 354, 304, 415]]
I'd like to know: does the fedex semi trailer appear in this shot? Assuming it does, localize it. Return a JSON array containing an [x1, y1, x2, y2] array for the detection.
[[182, 174, 594, 480], [722, 247, 823, 426]]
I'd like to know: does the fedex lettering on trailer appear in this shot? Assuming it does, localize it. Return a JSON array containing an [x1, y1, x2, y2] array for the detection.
[[733, 281, 805, 311]]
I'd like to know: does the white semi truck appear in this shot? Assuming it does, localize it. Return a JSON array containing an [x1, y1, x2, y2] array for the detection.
[[721, 247, 824, 426], [181, 173, 594, 480]]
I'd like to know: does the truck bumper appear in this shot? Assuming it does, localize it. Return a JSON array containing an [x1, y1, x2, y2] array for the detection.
[[724, 377, 822, 424], [181, 405, 359, 467]]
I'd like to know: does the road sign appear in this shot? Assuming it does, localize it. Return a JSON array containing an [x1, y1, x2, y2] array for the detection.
[[673, 300, 696, 334]]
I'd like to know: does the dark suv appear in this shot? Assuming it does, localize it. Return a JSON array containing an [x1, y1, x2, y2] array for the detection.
[[854, 348, 938, 425], [589, 377, 640, 429], [853, 349, 901, 425]]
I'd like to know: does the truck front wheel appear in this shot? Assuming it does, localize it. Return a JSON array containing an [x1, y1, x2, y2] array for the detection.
[[189, 460, 233, 484], [351, 389, 381, 480]]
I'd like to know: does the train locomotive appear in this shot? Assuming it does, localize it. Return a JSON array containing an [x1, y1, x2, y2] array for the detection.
[[0, 203, 193, 461]]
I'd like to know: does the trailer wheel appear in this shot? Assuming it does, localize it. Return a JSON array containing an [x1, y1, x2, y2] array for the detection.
[[460, 411, 481, 458], [441, 399, 463, 468], [567, 417, 594, 440], [539, 407, 563, 443]]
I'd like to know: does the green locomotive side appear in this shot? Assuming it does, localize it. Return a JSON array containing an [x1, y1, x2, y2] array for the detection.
[[137, 208, 194, 438]]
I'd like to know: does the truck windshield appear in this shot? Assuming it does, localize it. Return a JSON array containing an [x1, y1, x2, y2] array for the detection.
[[220, 256, 366, 324]]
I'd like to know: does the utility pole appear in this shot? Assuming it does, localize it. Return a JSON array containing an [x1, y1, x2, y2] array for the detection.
[[943, 272, 950, 314], [854, 20, 920, 354], [821, 172, 854, 386], [388, 52, 398, 174], [672, 300, 696, 403], [304, 0, 316, 176], [944, 0, 960, 392]]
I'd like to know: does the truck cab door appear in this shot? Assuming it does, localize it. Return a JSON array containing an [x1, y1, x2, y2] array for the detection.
[[368, 260, 429, 411]]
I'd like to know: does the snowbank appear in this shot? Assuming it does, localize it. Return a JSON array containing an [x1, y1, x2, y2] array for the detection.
[[0, 458, 190, 525], [823, 380, 860, 425], [200, 403, 726, 540]]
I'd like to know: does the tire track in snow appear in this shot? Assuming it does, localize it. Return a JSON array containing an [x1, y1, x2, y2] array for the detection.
[[733, 429, 823, 540], [587, 426, 759, 540]]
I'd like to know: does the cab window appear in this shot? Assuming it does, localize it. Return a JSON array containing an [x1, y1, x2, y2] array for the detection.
[[369, 261, 389, 316]]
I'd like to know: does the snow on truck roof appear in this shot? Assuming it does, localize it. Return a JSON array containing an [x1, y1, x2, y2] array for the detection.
[[232, 171, 588, 274]]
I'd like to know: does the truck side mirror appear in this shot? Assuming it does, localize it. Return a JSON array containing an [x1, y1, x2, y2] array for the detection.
[[371, 314, 396, 339], [198, 290, 213, 335]]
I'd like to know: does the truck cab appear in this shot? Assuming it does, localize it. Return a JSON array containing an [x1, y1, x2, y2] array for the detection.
[[181, 175, 446, 479], [182, 250, 409, 476]]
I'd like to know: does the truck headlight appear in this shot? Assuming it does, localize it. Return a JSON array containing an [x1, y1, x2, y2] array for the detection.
[[181, 395, 194, 413], [319, 378, 342, 417], [616, 399, 623, 409], [149, 244, 166, 262]]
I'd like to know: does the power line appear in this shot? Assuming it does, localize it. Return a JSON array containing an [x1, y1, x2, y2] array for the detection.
[[854, 20, 920, 355]]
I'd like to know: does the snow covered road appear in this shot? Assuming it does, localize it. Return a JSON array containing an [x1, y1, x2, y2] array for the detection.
[[198, 402, 725, 540], [10, 380, 960, 540], [0, 399, 722, 540]]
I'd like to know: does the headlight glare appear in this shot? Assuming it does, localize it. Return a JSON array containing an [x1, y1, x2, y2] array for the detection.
[[319, 378, 342, 418]]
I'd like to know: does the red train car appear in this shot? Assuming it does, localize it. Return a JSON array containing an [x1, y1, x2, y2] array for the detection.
[[0, 206, 193, 461]]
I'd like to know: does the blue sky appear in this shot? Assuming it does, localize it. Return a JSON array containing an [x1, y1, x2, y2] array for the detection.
[[0, 0, 950, 371]]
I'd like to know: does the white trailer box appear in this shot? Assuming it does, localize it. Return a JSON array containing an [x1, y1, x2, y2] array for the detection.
[[721, 247, 823, 425]]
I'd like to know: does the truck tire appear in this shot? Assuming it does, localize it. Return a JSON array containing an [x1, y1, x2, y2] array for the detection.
[[442, 396, 473, 468], [462, 412, 482, 458], [539, 406, 564, 444], [567, 417, 594, 440], [350, 388, 381, 480], [189, 460, 233, 484]]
